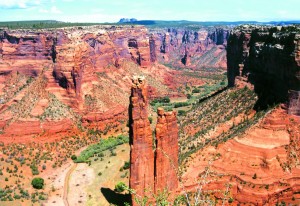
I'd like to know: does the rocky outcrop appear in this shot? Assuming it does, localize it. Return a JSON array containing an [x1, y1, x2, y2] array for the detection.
[[149, 35, 156, 63], [288, 90, 300, 115], [0, 26, 165, 139], [181, 47, 191, 66], [209, 28, 229, 45], [129, 76, 155, 202], [155, 108, 179, 192], [183, 107, 300, 205], [227, 25, 300, 111], [153, 28, 229, 68], [129, 78, 179, 203]]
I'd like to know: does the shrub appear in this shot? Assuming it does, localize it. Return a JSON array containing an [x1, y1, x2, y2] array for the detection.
[[252, 173, 257, 179], [174, 102, 189, 108], [123, 161, 130, 170], [115, 182, 126, 193], [30, 164, 39, 175], [192, 88, 200, 93], [178, 110, 186, 116], [71, 155, 77, 160], [31, 177, 44, 189], [148, 117, 153, 124]]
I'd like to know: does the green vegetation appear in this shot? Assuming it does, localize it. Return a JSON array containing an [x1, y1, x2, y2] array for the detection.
[[148, 117, 153, 124], [122, 161, 130, 170], [150, 96, 170, 106], [179, 86, 275, 162], [114, 182, 127, 193], [74, 135, 129, 163], [0, 20, 117, 29], [178, 110, 186, 116], [31, 177, 44, 189], [150, 79, 227, 114], [174, 102, 190, 108]]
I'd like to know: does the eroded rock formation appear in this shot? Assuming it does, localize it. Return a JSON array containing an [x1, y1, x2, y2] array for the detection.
[[129, 77, 179, 203], [155, 107, 179, 192], [0, 25, 170, 139], [154, 28, 229, 68], [129, 76, 155, 201], [227, 25, 300, 111]]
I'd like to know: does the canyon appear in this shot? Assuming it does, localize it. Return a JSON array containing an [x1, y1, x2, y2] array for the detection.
[[0, 23, 300, 206], [0, 25, 226, 142], [180, 25, 300, 204]]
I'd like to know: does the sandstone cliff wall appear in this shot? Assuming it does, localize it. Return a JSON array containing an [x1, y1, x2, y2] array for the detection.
[[227, 25, 300, 112], [0, 26, 161, 138], [152, 28, 229, 68]]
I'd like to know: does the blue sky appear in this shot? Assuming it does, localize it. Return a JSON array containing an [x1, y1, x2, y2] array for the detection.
[[0, 0, 299, 22]]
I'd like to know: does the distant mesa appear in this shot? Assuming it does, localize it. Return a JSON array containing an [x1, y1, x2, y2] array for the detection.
[[118, 18, 138, 23]]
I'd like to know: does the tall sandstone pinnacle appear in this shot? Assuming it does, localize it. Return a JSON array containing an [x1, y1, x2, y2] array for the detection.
[[129, 77, 179, 204], [129, 76, 155, 201], [155, 107, 179, 192]]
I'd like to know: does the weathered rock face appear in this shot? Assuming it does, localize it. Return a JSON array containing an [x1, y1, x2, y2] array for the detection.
[[155, 107, 179, 192], [153, 28, 229, 68], [183, 107, 300, 205], [129, 78, 179, 203], [129, 76, 155, 201], [209, 28, 229, 45], [227, 26, 300, 111], [0, 26, 166, 139], [288, 90, 300, 115]]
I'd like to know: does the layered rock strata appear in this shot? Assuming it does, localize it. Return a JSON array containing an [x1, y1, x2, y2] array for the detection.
[[153, 28, 229, 68], [0, 26, 165, 139], [227, 25, 300, 112]]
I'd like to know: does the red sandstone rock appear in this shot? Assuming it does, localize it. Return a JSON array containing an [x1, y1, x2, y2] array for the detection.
[[155, 107, 179, 192], [129, 76, 155, 203], [182, 107, 300, 205]]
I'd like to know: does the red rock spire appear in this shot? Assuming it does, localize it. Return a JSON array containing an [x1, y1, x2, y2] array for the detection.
[[129, 77, 179, 204], [129, 76, 155, 204], [155, 107, 179, 192]]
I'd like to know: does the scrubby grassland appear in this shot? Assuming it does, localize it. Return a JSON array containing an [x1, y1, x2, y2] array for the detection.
[[179, 86, 272, 163], [0, 130, 128, 204], [73, 134, 129, 163], [150, 69, 227, 115], [68, 144, 130, 206]]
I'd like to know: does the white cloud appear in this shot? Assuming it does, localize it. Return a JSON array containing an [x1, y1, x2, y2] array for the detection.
[[38, 6, 62, 14], [50, 6, 62, 13], [0, 0, 42, 9], [39, 8, 48, 13]]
